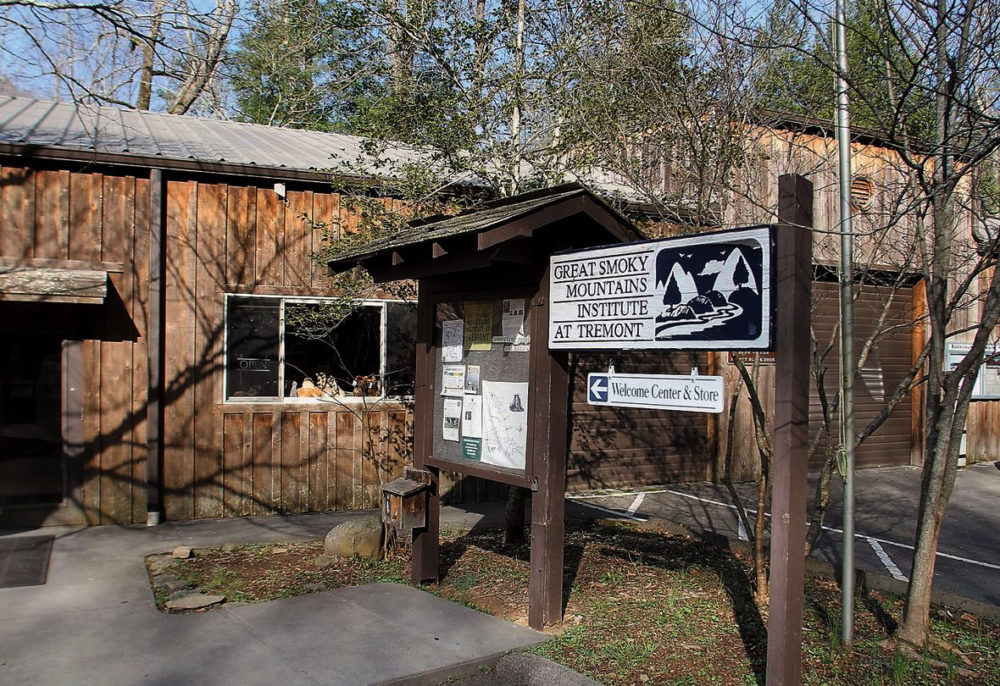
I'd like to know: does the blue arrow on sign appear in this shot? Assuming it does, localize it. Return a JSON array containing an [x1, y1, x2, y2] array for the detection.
[[588, 374, 609, 403]]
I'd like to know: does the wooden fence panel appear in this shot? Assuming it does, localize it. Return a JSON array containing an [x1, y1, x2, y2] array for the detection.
[[308, 412, 330, 511], [336, 411, 359, 510], [226, 185, 256, 286], [99, 174, 135, 523], [283, 191, 312, 287], [34, 169, 69, 259], [163, 180, 197, 521], [194, 183, 226, 519], [280, 412, 304, 512], [69, 172, 102, 261], [0, 165, 36, 258], [255, 188, 283, 285]]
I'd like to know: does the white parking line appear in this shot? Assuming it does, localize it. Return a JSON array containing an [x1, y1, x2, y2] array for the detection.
[[572, 500, 647, 522], [568, 488, 1000, 572], [866, 537, 908, 581], [627, 493, 645, 515]]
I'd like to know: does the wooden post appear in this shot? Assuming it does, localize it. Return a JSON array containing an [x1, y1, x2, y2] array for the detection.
[[411, 281, 440, 584], [528, 270, 569, 629], [766, 173, 813, 686]]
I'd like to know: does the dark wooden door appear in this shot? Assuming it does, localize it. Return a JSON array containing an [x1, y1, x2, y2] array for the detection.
[[0, 334, 85, 526]]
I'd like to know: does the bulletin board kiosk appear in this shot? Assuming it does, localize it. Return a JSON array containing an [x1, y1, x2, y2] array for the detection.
[[330, 176, 814, 683], [328, 184, 644, 629]]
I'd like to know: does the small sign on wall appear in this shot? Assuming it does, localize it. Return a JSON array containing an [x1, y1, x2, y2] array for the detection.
[[549, 226, 773, 350], [728, 351, 776, 366], [586, 372, 724, 413]]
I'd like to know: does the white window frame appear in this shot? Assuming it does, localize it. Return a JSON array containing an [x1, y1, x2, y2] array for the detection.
[[222, 293, 412, 404]]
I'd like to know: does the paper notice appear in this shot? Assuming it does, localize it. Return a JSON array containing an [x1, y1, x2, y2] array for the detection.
[[462, 395, 483, 438], [443, 398, 462, 441], [481, 380, 529, 470], [442, 319, 464, 362], [496, 298, 526, 343], [441, 365, 466, 396], [465, 365, 481, 394], [464, 302, 493, 351]]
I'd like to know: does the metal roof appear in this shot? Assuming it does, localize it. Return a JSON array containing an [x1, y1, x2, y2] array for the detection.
[[0, 96, 432, 180]]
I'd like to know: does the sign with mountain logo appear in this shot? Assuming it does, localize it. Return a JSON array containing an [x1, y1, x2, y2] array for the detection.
[[548, 226, 773, 350]]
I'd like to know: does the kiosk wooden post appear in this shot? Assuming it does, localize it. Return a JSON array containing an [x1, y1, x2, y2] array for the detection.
[[766, 173, 814, 686], [528, 268, 569, 628]]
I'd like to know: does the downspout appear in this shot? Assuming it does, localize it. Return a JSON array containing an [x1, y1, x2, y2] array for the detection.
[[146, 169, 166, 526]]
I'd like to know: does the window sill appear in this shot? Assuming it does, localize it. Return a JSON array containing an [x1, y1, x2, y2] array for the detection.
[[221, 397, 414, 410]]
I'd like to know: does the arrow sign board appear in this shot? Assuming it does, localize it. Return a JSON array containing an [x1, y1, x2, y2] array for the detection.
[[586, 373, 725, 413], [549, 226, 773, 350]]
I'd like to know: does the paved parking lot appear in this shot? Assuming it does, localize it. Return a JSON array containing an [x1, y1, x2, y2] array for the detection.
[[568, 461, 1000, 607]]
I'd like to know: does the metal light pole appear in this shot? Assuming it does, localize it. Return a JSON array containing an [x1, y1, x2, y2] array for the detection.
[[834, 0, 857, 646]]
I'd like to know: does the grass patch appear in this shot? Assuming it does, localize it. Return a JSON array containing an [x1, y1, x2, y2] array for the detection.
[[146, 521, 1000, 685]]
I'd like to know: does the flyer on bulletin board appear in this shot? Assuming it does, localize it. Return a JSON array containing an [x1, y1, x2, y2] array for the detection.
[[465, 365, 481, 394], [464, 302, 493, 351], [441, 365, 466, 396], [495, 298, 526, 343], [442, 319, 464, 362], [461, 395, 483, 460], [443, 398, 462, 441]]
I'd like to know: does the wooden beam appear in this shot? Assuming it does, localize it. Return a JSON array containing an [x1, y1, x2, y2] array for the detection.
[[424, 456, 533, 488], [392, 251, 405, 266], [477, 197, 586, 251], [367, 250, 497, 282], [0, 266, 108, 303], [0, 257, 124, 273], [579, 195, 644, 244], [766, 173, 813, 686], [431, 242, 448, 259]]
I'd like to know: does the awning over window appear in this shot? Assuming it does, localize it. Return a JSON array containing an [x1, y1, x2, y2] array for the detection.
[[0, 261, 114, 305]]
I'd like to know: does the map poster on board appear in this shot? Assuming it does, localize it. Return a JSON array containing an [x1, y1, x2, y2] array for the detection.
[[549, 226, 772, 350], [464, 302, 493, 351], [442, 319, 464, 362], [442, 398, 462, 441], [481, 380, 529, 470]]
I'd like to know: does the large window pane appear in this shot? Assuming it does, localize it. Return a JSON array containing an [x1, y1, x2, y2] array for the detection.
[[285, 303, 380, 396], [226, 297, 280, 399], [386, 302, 417, 396]]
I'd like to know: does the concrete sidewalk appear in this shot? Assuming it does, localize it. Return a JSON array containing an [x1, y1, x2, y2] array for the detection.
[[0, 506, 546, 686]]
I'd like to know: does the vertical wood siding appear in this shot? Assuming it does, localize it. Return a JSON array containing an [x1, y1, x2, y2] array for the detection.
[[0, 163, 413, 523]]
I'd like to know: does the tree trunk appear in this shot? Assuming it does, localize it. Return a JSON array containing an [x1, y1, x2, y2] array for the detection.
[[804, 451, 835, 557], [136, 0, 166, 111]]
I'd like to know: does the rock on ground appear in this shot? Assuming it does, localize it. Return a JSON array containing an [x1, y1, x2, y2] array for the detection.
[[324, 515, 384, 560], [165, 593, 225, 611]]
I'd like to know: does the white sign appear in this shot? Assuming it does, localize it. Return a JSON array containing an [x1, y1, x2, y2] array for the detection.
[[586, 372, 725, 413], [549, 226, 772, 350], [945, 341, 1000, 399]]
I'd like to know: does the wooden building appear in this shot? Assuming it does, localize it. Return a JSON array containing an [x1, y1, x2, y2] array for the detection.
[[0, 97, 423, 526], [0, 96, 993, 526]]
